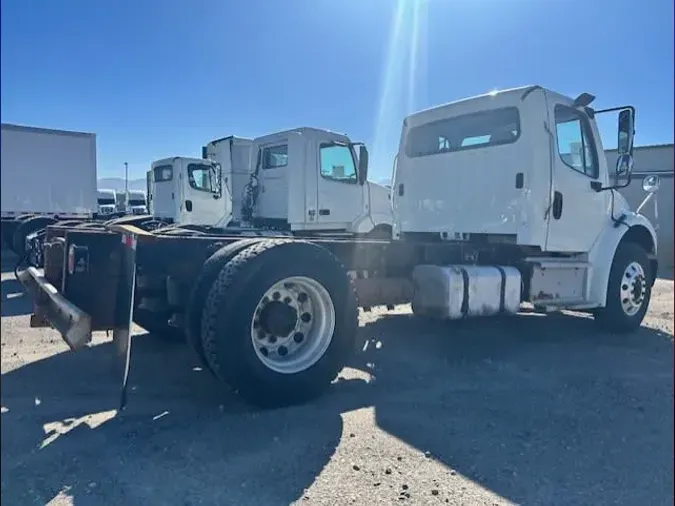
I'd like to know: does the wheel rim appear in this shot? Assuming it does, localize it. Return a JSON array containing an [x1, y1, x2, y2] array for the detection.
[[620, 261, 647, 316], [250, 276, 335, 374]]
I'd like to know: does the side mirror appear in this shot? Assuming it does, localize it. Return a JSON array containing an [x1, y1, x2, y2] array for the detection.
[[642, 175, 660, 193], [211, 163, 222, 199], [615, 153, 634, 179], [357, 145, 369, 185], [617, 108, 635, 156]]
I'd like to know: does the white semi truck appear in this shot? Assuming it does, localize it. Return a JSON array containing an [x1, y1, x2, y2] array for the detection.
[[1, 123, 98, 254], [18, 85, 660, 411], [125, 190, 148, 215], [97, 189, 118, 216], [148, 129, 393, 238]]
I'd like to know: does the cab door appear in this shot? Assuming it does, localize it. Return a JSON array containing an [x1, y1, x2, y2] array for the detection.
[[151, 162, 176, 220], [544, 91, 609, 252], [255, 142, 289, 220], [177, 160, 223, 226], [315, 142, 364, 230]]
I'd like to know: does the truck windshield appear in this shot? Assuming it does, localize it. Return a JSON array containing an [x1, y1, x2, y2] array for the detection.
[[129, 199, 145, 206], [98, 198, 115, 205]]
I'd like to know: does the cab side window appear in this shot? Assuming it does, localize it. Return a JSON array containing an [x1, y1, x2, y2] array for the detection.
[[187, 164, 213, 192], [320, 144, 357, 183], [262, 145, 288, 169], [554, 105, 598, 178]]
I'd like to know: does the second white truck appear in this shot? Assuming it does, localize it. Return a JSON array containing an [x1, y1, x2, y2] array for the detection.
[[148, 129, 393, 238]]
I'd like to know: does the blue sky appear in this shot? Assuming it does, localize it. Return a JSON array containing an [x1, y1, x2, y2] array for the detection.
[[2, 0, 673, 181]]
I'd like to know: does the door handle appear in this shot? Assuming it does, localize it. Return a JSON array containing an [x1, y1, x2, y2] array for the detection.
[[552, 191, 563, 220], [319, 209, 330, 216], [185, 200, 193, 212], [398, 184, 404, 196], [515, 172, 524, 189]]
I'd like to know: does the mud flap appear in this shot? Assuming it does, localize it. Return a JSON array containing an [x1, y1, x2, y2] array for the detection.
[[111, 233, 138, 411]]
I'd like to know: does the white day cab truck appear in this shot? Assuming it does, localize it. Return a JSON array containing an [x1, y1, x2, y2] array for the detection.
[[18, 85, 660, 410], [1, 123, 99, 256], [125, 190, 148, 215], [97, 189, 118, 216], [147, 129, 393, 238]]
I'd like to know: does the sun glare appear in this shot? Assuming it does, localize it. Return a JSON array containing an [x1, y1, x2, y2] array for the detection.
[[372, 0, 427, 179]]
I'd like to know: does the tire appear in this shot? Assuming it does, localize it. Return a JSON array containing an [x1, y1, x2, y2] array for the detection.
[[12, 216, 56, 256], [133, 308, 184, 342], [200, 239, 358, 408], [186, 239, 261, 368], [594, 242, 652, 333]]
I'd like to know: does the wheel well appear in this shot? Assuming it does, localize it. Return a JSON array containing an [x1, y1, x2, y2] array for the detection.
[[367, 224, 392, 239], [620, 225, 658, 283], [620, 225, 655, 253]]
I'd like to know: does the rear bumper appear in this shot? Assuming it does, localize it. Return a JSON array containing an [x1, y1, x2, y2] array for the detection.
[[17, 266, 92, 350]]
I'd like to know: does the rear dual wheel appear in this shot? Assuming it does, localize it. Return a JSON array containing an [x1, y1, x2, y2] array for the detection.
[[198, 239, 358, 408]]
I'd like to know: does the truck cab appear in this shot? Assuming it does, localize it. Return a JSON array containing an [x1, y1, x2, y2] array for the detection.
[[149, 157, 230, 226], [243, 127, 392, 235], [97, 188, 117, 216], [393, 85, 658, 310], [125, 190, 148, 215]]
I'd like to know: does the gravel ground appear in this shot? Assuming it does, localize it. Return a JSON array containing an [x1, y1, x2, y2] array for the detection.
[[1, 253, 673, 506]]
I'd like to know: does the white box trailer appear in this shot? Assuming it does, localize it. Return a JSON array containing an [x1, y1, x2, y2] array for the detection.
[[1, 123, 98, 252]]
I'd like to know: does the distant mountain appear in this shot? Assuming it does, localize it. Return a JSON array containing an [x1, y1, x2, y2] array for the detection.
[[97, 177, 147, 192]]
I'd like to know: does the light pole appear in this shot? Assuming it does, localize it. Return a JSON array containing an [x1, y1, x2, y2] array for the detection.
[[124, 162, 129, 210]]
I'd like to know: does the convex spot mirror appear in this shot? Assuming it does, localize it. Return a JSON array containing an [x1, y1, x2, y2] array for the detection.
[[642, 175, 660, 193]]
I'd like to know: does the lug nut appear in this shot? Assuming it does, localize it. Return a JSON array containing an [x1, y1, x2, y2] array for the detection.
[[284, 296, 292, 304], [293, 332, 304, 343], [301, 312, 311, 323], [272, 292, 281, 300], [298, 293, 308, 303], [260, 347, 269, 356], [278, 346, 288, 356], [269, 336, 277, 344]]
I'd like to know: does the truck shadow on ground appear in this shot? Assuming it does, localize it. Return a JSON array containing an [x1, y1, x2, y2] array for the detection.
[[1, 278, 32, 317], [1, 310, 673, 505], [0, 331, 368, 506], [351, 310, 674, 505]]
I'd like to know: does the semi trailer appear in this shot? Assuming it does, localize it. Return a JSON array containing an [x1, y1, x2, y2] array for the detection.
[[1, 123, 98, 254], [18, 85, 659, 411]]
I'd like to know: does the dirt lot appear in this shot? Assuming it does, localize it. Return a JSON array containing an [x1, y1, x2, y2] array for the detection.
[[1, 253, 673, 506]]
